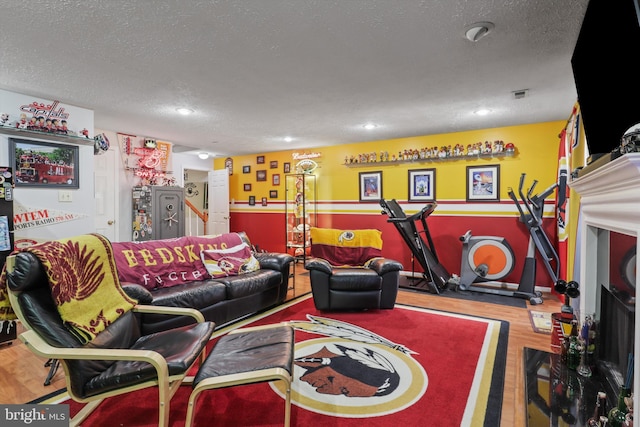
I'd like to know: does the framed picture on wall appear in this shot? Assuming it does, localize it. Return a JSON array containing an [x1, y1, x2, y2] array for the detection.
[[466, 165, 500, 202], [256, 170, 267, 181], [269, 190, 278, 198], [408, 168, 435, 202], [249, 196, 256, 206], [257, 155, 265, 164], [270, 160, 278, 169], [9, 138, 80, 188], [359, 171, 382, 202], [261, 197, 268, 206], [243, 165, 251, 174], [244, 183, 251, 191], [284, 162, 291, 173], [272, 173, 280, 185]]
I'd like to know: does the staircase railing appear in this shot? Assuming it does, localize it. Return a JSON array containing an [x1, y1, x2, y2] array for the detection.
[[185, 199, 208, 236]]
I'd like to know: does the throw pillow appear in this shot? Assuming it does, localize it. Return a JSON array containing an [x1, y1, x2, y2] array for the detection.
[[201, 242, 260, 277]]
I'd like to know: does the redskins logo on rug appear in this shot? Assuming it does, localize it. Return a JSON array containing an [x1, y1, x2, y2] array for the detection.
[[271, 315, 427, 418]]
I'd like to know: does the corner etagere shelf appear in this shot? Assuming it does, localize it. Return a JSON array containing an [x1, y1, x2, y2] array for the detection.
[[343, 151, 515, 167], [0, 125, 94, 146]]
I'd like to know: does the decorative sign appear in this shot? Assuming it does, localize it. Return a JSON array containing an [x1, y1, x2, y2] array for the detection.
[[12, 203, 88, 231], [117, 133, 173, 184]]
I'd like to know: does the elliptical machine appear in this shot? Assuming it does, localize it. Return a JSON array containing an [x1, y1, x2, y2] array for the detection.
[[507, 173, 561, 290]]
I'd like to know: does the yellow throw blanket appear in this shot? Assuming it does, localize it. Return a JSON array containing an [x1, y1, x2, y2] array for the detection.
[[0, 233, 136, 343], [310, 227, 383, 266]]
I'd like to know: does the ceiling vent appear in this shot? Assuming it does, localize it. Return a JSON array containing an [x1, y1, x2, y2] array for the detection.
[[513, 89, 529, 99]]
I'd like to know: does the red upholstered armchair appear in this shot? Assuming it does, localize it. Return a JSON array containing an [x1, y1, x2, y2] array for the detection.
[[305, 228, 403, 311]]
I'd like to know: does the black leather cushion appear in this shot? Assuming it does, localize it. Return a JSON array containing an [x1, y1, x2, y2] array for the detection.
[[82, 321, 214, 398], [7, 252, 47, 292], [149, 280, 227, 309], [194, 325, 293, 385], [214, 270, 281, 299], [329, 268, 382, 291], [121, 283, 153, 304]]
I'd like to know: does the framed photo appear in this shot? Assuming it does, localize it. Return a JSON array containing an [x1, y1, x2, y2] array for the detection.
[[10, 138, 79, 188], [269, 190, 278, 198], [466, 165, 500, 202], [248, 196, 256, 206], [283, 162, 291, 173], [242, 165, 251, 174], [257, 155, 265, 164], [244, 183, 251, 191], [359, 171, 382, 202], [256, 170, 267, 181], [272, 173, 280, 186], [270, 160, 278, 169], [408, 169, 436, 202], [261, 197, 268, 206]]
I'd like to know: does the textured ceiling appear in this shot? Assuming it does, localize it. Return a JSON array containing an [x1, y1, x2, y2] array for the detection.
[[0, 0, 590, 157]]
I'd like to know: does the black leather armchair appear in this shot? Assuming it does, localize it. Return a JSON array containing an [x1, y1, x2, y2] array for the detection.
[[305, 257, 403, 311], [5, 252, 215, 427]]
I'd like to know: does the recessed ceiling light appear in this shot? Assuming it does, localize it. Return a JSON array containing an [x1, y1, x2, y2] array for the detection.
[[465, 22, 495, 42], [284, 136, 293, 142], [176, 108, 194, 115], [363, 123, 378, 130], [474, 109, 491, 116], [198, 152, 209, 159]]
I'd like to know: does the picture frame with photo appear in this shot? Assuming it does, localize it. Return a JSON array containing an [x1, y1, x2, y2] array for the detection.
[[466, 165, 500, 202], [248, 196, 256, 206], [10, 138, 80, 188], [272, 173, 280, 186], [283, 162, 291, 173], [269, 190, 278, 198], [270, 160, 278, 169], [244, 183, 251, 191], [408, 168, 436, 202], [256, 170, 267, 181], [261, 197, 268, 206], [242, 165, 251, 174], [257, 155, 265, 164], [359, 171, 383, 202]]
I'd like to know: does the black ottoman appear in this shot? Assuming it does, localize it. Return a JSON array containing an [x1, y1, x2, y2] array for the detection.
[[185, 323, 295, 427]]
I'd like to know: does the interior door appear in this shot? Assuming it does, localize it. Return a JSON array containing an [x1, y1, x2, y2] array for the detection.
[[94, 148, 117, 241], [208, 169, 229, 235]]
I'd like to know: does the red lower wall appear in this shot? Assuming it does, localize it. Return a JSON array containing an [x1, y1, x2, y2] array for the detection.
[[230, 210, 559, 288]]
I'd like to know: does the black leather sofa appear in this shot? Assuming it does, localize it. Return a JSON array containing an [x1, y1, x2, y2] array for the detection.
[[9, 233, 294, 335], [122, 249, 294, 334]]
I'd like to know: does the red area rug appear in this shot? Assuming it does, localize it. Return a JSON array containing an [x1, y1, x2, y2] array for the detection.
[[34, 294, 508, 426]]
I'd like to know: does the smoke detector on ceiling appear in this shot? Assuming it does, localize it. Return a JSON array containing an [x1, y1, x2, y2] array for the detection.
[[512, 89, 529, 99], [465, 22, 495, 42]]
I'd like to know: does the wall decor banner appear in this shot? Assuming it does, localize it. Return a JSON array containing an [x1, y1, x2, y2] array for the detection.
[[12, 202, 88, 231]]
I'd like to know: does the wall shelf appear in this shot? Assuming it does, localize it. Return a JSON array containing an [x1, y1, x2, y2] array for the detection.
[[0, 125, 94, 146], [343, 151, 515, 167]]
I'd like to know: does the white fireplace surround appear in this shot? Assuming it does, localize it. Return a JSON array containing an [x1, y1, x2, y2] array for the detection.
[[570, 152, 640, 422]]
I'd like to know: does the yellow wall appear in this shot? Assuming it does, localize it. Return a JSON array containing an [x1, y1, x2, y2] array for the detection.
[[215, 121, 563, 208]]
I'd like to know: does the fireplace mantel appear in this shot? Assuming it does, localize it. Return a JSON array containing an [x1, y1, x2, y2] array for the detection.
[[570, 152, 639, 423], [570, 153, 640, 235]]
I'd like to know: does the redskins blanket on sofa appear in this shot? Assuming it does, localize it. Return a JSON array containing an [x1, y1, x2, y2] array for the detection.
[[310, 227, 383, 266], [0, 233, 136, 343]]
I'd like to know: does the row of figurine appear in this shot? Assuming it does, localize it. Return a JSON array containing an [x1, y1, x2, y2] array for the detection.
[[0, 112, 90, 138], [345, 140, 515, 164]]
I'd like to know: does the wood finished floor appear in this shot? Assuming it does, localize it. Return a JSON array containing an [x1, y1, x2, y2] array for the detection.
[[0, 269, 563, 426]]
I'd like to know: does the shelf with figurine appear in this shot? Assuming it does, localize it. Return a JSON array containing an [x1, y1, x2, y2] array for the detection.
[[344, 140, 516, 167], [0, 118, 94, 146]]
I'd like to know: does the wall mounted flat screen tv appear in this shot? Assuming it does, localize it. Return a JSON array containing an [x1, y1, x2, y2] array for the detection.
[[571, 0, 640, 155]]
